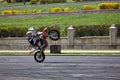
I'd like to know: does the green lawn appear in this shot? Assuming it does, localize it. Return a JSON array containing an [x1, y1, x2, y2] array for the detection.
[[0, 13, 120, 28]]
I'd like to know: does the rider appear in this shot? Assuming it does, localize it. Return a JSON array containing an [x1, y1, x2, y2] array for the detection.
[[26, 27, 48, 55]]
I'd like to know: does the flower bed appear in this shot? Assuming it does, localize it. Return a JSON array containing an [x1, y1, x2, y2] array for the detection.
[[2, 9, 42, 15]]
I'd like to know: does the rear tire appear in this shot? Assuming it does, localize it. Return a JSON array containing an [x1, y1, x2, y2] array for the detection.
[[34, 51, 45, 62]]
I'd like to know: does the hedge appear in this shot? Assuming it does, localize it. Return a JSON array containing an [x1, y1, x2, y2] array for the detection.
[[0, 24, 120, 38], [65, 24, 120, 37], [72, 0, 94, 2], [0, 27, 28, 37], [49, 7, 70, 12], [98, 2, 119, 10], [39, 0, 66, 4], [2, 9, 42, 15], [81, 2, 119, 10], [74, 25, 110, 37], [30, 0, 37, 4], [0, 26, 60, 38], [81, 5, 96, 10]]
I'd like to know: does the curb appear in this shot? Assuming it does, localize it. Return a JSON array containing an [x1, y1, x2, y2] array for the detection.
[[0, 50, 120, 56], [1, 50, 120, 53]]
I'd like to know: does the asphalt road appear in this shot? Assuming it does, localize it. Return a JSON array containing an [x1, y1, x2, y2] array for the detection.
[[0, 56, 120, 80]]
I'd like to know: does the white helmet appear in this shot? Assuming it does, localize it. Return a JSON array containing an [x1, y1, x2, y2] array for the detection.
[[28, 26, 35, 31], [26, 31, 32, 37]]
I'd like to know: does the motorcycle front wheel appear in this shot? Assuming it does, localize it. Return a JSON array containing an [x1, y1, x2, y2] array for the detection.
[[34, 51, 45, 62], [48, 30, 60, 41]]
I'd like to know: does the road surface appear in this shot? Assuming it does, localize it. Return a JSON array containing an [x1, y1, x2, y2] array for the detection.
[[0, 56, 120, 80]]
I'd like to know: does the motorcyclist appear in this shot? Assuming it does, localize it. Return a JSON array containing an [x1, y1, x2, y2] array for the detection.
[[26, 27, 48, 55]]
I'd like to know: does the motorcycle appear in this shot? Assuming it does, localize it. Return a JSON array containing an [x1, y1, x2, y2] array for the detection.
[[33, 29, 60, 63]]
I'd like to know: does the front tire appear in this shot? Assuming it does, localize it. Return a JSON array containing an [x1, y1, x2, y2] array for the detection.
[[34, 51, 45, 62], [48, 30, 60, 41]]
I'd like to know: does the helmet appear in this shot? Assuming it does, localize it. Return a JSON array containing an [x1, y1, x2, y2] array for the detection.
[[28, 26, 35, 31], [26, 31, 32, 37]]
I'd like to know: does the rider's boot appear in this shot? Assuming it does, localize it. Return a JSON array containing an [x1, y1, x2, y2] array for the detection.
[[29, 47, 36, 55]]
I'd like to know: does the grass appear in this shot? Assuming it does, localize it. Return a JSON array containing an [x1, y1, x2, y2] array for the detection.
[[0, 1, 120, 27], [0, 1, 120, 28], [0, 13, 120, 28]]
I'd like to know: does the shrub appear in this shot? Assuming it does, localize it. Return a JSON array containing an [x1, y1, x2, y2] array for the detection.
[[64, 8, 70, 12], [81, 5, 96, 10], [31, 9, 41, 13], [49, 7, 70, 12], [61, 0, 66, 3], [0, 27, 27, 38], [49, 0, 55, 3], [16, 0, 22, 2], [2, 10, 20, 15], [2, 10, 21, 15], [39, 0, 66, 4], [64, 25, 111, 37], [0, 26, 60, 38], [2, 9, 42, 15], [73, 25, 110, 37], [116, 24, 120, 37], [98, 2, 119, 10], [8, 27, 27, 37], [2, 10, 11, 15], [39, 0, 46, 4], [30, 0, 37, 4], [72, 0, 82, 2], [1, 25, 120, 38], [0, 28, 9, 37], [49, 8, 62, 12]]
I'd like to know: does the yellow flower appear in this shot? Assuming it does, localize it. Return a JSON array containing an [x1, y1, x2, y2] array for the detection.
[[64, 8, 70, 12]]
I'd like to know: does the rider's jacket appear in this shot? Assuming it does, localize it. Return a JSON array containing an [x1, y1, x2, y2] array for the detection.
[[28, 37, 43, 47], [28, 37, 36, 47]]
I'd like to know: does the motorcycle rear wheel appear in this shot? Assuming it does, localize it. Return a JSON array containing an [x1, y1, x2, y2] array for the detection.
[[34, 51, 45, 62]]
